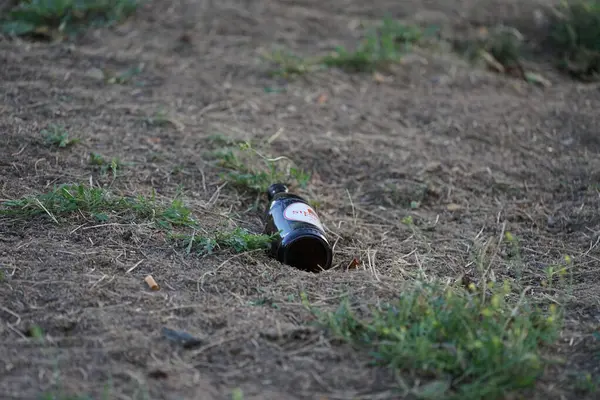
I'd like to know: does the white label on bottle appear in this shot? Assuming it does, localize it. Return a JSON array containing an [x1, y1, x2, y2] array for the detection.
[[283, 202, 324, 231]]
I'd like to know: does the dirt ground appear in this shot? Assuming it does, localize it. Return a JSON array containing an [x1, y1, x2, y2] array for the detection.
[[1, 0, 600, 399]]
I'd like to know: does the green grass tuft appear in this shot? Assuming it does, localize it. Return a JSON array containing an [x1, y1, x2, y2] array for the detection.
[[483, 27, 524, 70], [89, 152, 124, 178], [573, 372, 599, 394], [0, 183, 197, 229], [1, 183, 113, 221], [211, 141, 310, 195], [172, 227, 276, 256], [1, 0, 140, 39], [548, 0, 600, 80], [322, 17, 424, 72], [41, 125, 79, 148], [265, 17, 431, 76], [266, 49, 316, 77], [312, 280, 562, 400], [148, 197, 197, 230], [231, 388, 244, 400]]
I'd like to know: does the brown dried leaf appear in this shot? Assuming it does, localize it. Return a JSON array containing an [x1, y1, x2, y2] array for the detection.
[[347, 258, 361, 269], [373, 72, 391, 83]]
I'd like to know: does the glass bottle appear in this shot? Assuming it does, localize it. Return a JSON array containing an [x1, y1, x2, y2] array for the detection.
[[264, 183, 333, 272]]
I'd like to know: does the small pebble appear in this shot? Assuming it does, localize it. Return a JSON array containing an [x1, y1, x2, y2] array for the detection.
[[86, 68, 105, 80]]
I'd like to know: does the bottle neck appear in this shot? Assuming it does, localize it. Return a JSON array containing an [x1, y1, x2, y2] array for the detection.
[[267, 183, 289, 201]]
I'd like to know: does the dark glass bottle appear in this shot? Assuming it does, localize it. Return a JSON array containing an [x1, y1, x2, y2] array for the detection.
[[264, 183, 333, 272]]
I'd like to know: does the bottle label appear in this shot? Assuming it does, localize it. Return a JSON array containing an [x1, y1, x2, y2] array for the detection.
[[283, 202, 325, 231]]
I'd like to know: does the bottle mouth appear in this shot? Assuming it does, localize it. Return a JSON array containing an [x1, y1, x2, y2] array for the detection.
[[283, 236, 331, 272], [267, 183, 288, 201]]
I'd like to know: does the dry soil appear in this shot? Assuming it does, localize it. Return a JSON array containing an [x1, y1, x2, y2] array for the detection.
[[1, 0, 599, 399]]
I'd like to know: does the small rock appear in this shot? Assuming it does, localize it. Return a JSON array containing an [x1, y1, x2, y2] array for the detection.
[[447, 203, 462, 211], [86, 68, 105, 80]]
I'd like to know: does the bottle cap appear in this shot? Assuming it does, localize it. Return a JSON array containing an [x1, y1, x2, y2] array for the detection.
[[267, 183, 288, 201]]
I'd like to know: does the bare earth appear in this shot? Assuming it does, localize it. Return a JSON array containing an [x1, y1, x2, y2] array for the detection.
[[1, 0, 599, 399]]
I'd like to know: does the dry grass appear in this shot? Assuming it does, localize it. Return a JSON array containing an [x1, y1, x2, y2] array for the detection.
[[1, 0, 600, 399]]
